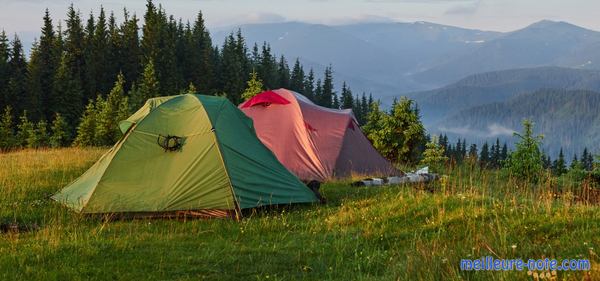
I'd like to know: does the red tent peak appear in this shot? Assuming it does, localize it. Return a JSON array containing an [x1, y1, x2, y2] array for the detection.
[[241, 90, 291, 108]]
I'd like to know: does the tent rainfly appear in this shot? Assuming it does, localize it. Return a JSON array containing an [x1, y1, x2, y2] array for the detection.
[[52, 94, 318, 217], [239, 89, 399, 182]]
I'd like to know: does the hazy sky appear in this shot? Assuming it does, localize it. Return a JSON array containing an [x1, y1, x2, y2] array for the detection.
[[1, 0, 599, 40]]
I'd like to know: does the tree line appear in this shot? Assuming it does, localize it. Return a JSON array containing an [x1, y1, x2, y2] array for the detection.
[[418, 121, 598, 181], [0, 1, 375, 150]]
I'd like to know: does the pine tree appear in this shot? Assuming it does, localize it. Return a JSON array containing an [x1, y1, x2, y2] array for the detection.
[[52, 5, 86, 130], [542, 153, 552, 170], [468, 143, 478, 159], [455, 139, 463, 163], [480, 142, 490, 167], [570, 154, 580, 170], [31, 9, 58, 120], [16, 111, 34, 147], [352, 95, 362, 123], [490, 138, 500, 168], [420, 137, 448, 173], [120, 9, 141, 91], [188, 11, 214, 94], [136, 59, 159, 105], [340, 82, 354, 109], [365, 98, 425, 163], [52, 53, 84, 130], [27, 119, 49, 148], [106, 11, 121, 91], [37, 119, 49, 147], [73, 98, 99, 147], [96, 72, 129, 145], [258, 42, 277, 89], [26, 41, 46, 121], [90, 7, 113, 97], [360, 93, 369, 124], [553, 148, 567, 176], [303, 68, 315, 101], [0, 31, 9, 110], [314, 79, 323, 105], [320, 66, 334, 107], [501, 143, 508, 162], [586, 153, 595, 173], [277, 55, 290, 89], [140, 1, 160, 85], [0, 106, 16, 150], [582, 147, 593, 171], [7, 35, 28, 116], [290, 58, 304, 93], [83, 10, 97, 98], [438, 134, 449, 154], [504, 119, 544, 181], [220, 33, 246, 104], [362, 101, 384, 144], [63, 4, 86, 95], [332, 93, 340, 109], [250, 43, 260, 67], [49, 113, 69, 147], [241, 70, 264, 101]]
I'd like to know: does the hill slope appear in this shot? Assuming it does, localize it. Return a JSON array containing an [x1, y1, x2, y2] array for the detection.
[[438, 89, 600, 156], [1, 148, 599, 280], [404, 66, 600, 125]]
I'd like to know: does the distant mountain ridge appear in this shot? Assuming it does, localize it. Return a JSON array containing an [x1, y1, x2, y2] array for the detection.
[[212, 21, 504, 94], [415, 20, 600, 86], [212, 20, 600, 97]]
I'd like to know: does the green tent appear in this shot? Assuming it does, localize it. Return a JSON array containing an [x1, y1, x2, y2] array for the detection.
[[52, 94, 317, 217]]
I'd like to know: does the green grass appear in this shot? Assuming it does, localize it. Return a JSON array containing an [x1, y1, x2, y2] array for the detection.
[[0, 148, 599, 280]]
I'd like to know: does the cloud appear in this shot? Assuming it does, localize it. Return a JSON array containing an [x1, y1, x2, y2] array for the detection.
[[324, 14, 396, 25], [487, 123, 514, 137], [211, 12, 287, 27], [444, 0, 481, 15], [438, 123, 514, 138], [236, 12, 287, 24]]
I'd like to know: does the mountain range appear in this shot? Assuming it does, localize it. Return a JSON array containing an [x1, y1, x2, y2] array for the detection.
[[212, 20, 600, 96]]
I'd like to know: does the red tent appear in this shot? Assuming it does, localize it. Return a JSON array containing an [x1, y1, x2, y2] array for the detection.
[[239, 88, 399, 182]]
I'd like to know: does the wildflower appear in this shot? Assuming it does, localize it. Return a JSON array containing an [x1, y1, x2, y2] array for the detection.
[[511, 244, 517, 250]]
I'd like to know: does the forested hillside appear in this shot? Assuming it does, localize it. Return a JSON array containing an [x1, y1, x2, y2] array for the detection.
[[0, 1, 373, 149], [439, 89, 600, 156], [405, 66, 600, 125]]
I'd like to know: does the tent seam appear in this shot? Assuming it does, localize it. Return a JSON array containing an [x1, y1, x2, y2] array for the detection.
[[197, 96, 242, 217]]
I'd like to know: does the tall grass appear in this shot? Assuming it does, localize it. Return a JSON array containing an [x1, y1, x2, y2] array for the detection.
[[0, 148, 598, 280]]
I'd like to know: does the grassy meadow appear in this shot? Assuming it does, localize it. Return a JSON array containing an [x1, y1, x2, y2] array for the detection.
[[0, 148, 599, 280]]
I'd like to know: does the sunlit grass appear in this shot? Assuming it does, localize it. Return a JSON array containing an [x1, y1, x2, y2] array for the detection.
[[0, 148, 599, 280]]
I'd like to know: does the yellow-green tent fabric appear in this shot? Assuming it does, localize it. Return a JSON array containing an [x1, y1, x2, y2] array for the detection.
[[52, 94, 317, 216]]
